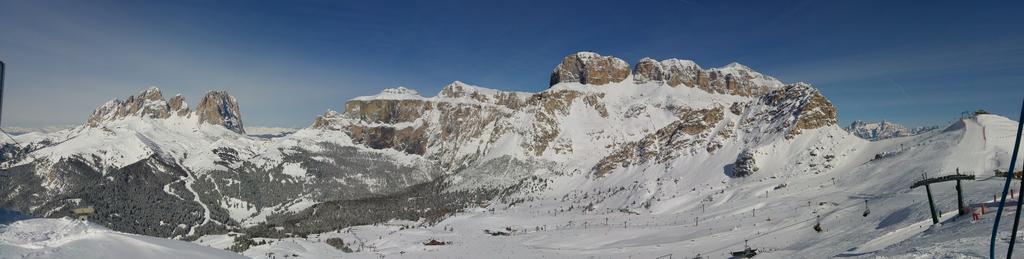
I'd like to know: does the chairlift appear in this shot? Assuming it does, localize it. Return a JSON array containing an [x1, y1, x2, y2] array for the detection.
[[730, 240, 758, 258], [863, 200, 871, 217]]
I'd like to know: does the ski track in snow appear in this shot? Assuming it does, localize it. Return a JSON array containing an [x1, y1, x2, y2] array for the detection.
[[181, 168, 212, 237]]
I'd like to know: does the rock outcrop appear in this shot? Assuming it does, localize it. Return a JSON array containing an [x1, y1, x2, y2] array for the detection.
[[633, 58, 783, 97], [168, 94, 189, 116], [195, 91, 245, 134], [549, 52, 630, 87], [87, 87, 245, 134], [549, 52, 784, 97], [633, 58, 705, 88], [788, 87, 838, 138], [731, 149, 759, 177], [87, 87, 171, 126]]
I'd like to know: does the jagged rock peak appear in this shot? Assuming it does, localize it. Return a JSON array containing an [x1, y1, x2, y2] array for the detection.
[[846, 120, 936, 141], [87, 87, 246, 134], [87, 86, 174, 126], [846, 120, 908, 141], [168, 94, 189, 116], [775, 83, 838, 138], [549, 51, 630, 87], [352, 86, 424, 101], [634, 58, 783, 97], [633, 57, 703, 87], [195, 90, 245, 134]]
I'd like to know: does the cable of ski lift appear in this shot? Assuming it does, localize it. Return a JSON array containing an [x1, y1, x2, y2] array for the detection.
[[991, 97, 1024, 258]]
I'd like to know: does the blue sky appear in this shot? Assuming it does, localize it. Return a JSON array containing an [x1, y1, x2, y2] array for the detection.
[[0, 0, 1021, 128]]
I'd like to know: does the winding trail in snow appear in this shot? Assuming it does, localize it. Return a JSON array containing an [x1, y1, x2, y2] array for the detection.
[[174, 158, 212, 237], [162, 179, 185, 201]]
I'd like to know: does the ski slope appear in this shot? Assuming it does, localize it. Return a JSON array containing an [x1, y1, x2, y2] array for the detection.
[[216, 114, 1023, 258], [0, 218, 245, 259]]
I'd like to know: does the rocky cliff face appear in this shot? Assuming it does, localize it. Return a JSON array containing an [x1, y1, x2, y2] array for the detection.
[[195, 91, 245, 134], [549, 52, 784, 98], [321, 53, 838, 180], [168, 94, 190, 116], [633, 58, 783, 97], [87, 87, 172, 126], [549, 52, 630, 87], [86, 88, 245, 134]]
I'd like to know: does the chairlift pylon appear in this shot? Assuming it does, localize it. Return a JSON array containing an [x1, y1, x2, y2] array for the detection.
[[863, 200, 871, 217], [0, 58, 12, 175]]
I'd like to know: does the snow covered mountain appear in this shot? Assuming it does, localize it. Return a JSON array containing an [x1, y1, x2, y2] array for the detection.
[[0, 51, 1021, 258], [846, 120, 937, 141], [0, 87, 441, 239]]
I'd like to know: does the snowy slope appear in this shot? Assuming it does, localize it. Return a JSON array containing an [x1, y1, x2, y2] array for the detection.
[[225, 114, 1022, 259], [0, 218, 245, 259]]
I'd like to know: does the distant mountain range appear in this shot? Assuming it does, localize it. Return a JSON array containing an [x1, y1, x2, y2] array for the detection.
[[845, 120, 940, 141], [1, 51, 1019, 258]]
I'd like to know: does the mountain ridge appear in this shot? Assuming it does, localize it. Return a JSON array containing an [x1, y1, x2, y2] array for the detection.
[[5, 51, 1012, 258]]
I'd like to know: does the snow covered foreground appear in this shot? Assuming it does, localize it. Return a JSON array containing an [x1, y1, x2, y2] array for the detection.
[[0, 218, 245, 259]]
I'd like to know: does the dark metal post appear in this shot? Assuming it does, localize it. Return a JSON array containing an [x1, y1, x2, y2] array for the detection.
[[956, 168, 966, 216], [956, 179, 966, 215], [992, 97, 1024, 259], [1007, 97, 1024, 259], [1, 59, 5, 126], [925, 184, 939, 224]]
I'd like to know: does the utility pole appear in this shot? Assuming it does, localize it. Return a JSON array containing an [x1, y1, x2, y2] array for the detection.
[[0, 58, 9, 177], [1, 58, 5, 127]]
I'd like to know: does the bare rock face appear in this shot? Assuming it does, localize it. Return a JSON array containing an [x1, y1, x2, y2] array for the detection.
[[87, 87, 247, 134], [749, 83, 837, 139], [788, 89, 838, 138], [705, 63, 783, 97], [633, 58, 705, 88], [195, 91, 245, 134], [87, 87, 172, 126], [168, 94, 190, 116], [345, 99, 429, 124], [592, 106, 726, 177], [633, 58, 783, 97], [549, 52, 630, 87]]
